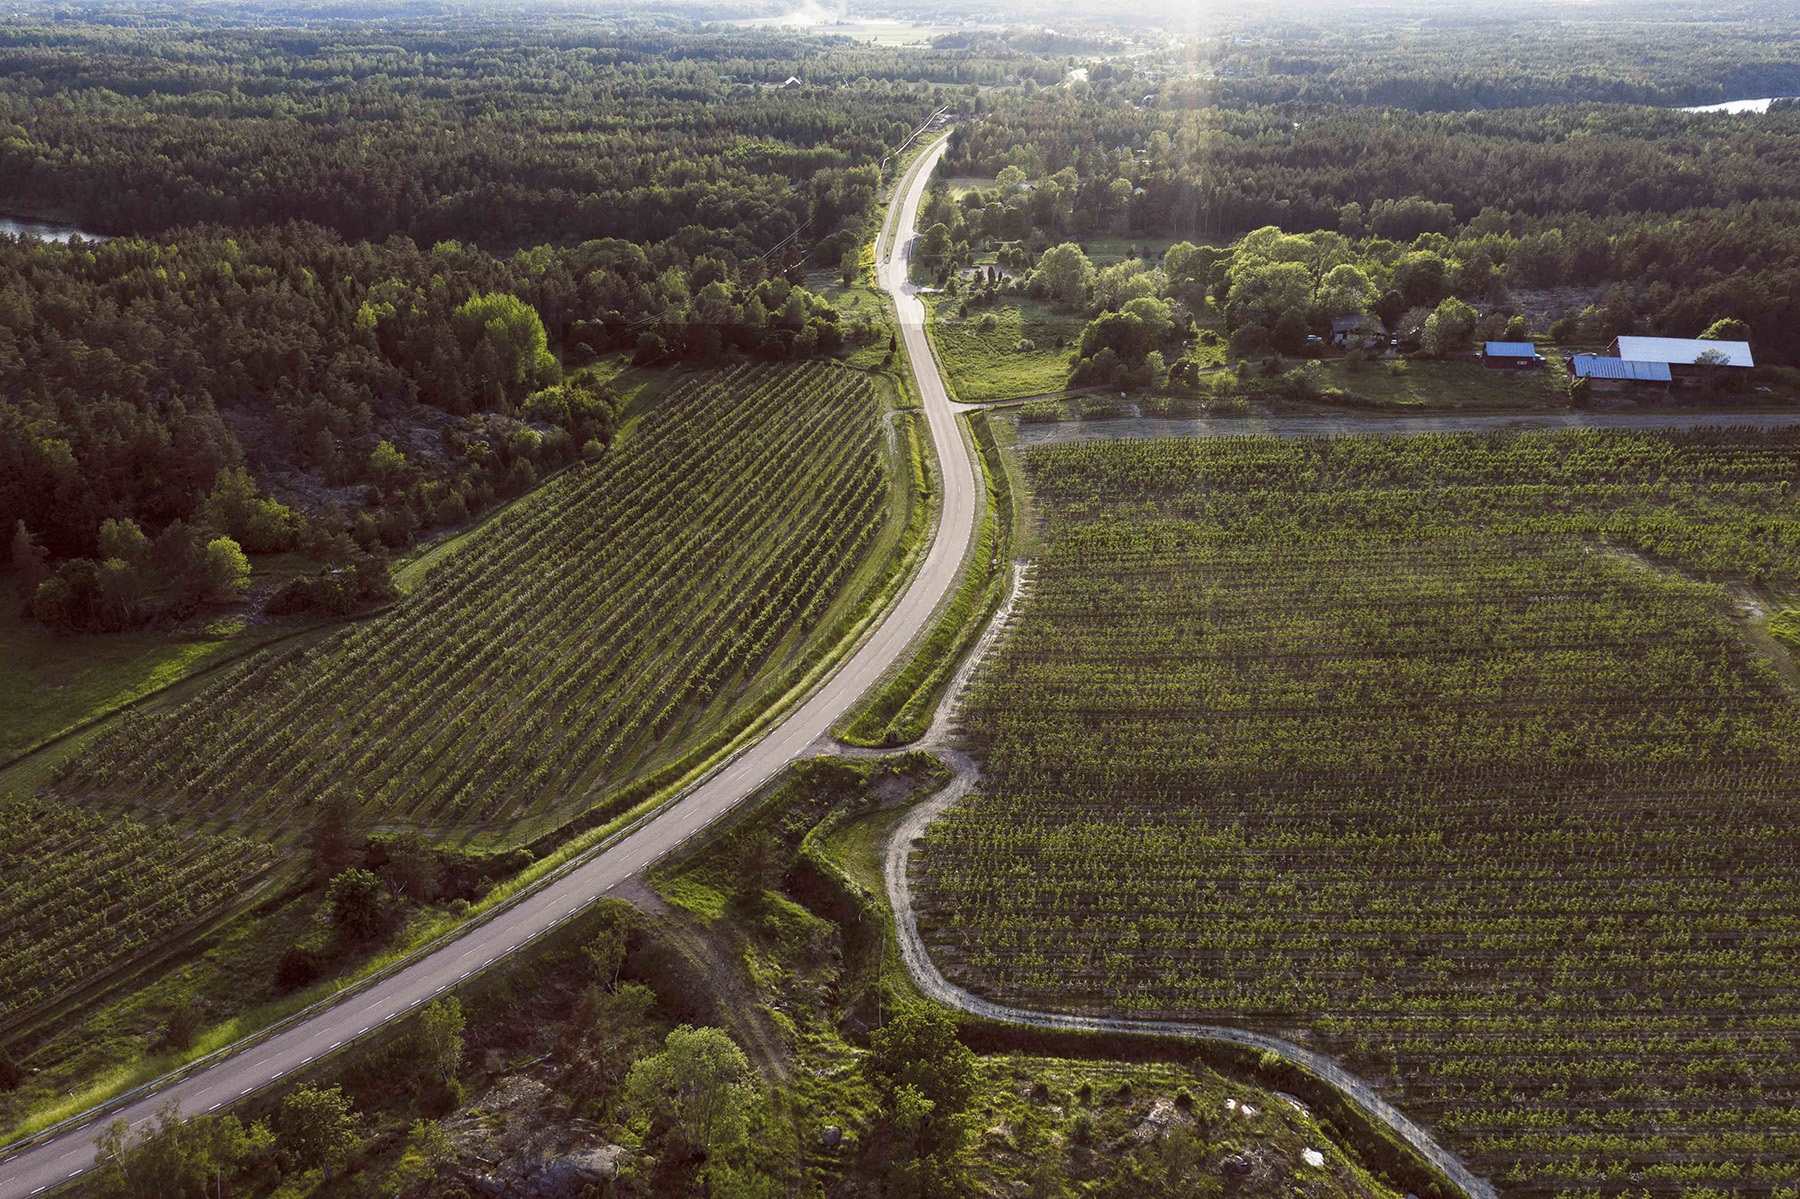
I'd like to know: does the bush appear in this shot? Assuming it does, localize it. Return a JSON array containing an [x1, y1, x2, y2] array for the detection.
[[275, 946, 328, 992], [159, 993, 206, 1051]]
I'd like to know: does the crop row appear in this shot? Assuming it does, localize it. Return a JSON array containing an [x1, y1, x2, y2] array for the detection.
[[0, 793, 270, 1024], [917, 428, 1800, 1199], [60, 361, 889, 835]]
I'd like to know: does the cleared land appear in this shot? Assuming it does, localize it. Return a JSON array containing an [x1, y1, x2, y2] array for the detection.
[[56, 361, 895, 841], [928, 295, 1083, 401], [917, 428, 1800, 1199]]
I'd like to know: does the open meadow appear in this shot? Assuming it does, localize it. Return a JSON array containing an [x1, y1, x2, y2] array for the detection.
[[927, 296, 1084, 402], [918, 428, 1800, 1199]]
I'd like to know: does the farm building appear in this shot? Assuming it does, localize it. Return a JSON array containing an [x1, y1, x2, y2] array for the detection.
[[1483, 341, 1545, 370], [1330, 314, 1384, 348], [1609, 336, 1754, 383], [1571, 354, 1672, 392]]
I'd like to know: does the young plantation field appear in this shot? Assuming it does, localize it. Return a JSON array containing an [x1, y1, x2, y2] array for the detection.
[[0, 793, 271, 1026], [917, 428, 1800, 1199], [59, 362, 893, 840]]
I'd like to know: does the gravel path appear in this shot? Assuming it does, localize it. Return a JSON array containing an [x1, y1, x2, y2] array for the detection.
[[1016, 408, 1800, 447], [878, 560, 1501, 1199]]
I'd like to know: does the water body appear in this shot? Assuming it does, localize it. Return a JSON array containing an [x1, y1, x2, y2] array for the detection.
[[1681, 97, 1791, 114], [0, 215, 106, 242], [1013, 410, 1800, 448]]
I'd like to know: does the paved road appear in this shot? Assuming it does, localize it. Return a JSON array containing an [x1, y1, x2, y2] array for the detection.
[[1015, 407, 1800, 447], [0, 132, 972, 1199]]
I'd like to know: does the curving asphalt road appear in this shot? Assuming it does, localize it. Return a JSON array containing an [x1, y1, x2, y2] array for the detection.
[[0, 132, 972, 1199]]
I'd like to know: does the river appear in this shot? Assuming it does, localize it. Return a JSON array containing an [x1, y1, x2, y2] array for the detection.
[[1013, 409, 1800, 447], [0, 215, 106, 242]]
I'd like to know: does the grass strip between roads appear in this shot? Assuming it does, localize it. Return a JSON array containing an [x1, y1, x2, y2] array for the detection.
[[836, 410, 1012, 746]]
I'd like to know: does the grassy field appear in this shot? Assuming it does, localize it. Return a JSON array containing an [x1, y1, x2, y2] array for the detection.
[[917, 428, 1800, 1199], [0, 607, 280, 762], [927, 295, 1083, 402], [1302, 357, 1566, 409], [1078, 235, 1185, 265], [56, 362, 904, 844]]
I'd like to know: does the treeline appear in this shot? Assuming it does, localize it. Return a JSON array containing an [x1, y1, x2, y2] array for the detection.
[[1, 222, 868, 628], [0, 11, 977, 634], [939, 93, 1800, 363], [0, 17, 970, 258], [1195, 2, 1800, 111], [946, 95, 1800, 236]]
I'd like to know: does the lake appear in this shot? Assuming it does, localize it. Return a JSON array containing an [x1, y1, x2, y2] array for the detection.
[[1681, 97, 1792, 114], [0, 215, 106, 242]]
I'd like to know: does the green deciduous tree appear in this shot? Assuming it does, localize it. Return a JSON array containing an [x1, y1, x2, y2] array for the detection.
[[865, 1006, 976, 1196], [96, 1101, 271, 1199], [326, 868, 387, 941], [455, 292, 558, 396], [582, 901, 634, 992], [275, 1084, 358, 1181], [199, 467, 302, 552], [624, 1025, 756, 1158], [412, 997, 465, 1083], [1035, 242, 1094, 308], [202, 536, 250, 602], [97, 518, 150, 566]]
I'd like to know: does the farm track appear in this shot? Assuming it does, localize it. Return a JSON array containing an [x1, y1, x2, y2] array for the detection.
[[868, 567, 1503, 1199], [9, 129, 1494, 1199], [1015, 408, 1800, 447]]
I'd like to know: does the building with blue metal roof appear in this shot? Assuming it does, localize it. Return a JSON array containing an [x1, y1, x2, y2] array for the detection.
[[1483, 341, 1545, 370], [1571, 354, 1673, 388]]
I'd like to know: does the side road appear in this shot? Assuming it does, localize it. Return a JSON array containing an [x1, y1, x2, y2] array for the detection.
[[0, 132, 975, 1199], [872, 561, 1502, 1199]]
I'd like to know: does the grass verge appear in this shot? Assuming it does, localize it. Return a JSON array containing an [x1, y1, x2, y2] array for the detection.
[[834, 410, 1012, 746]]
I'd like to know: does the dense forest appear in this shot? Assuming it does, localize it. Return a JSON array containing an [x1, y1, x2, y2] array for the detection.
[[1197, 2, 1800, 110], [11, 0, 1800, 632], [0, 20, 974, 250], [939, 83, 1800, 366], [0, 13, 995, 629]]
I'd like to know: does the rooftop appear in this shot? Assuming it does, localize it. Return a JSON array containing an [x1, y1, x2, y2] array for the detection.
[[1572, 354, 1672, 382], [1485, 341, 1541, 357], [1614, 336, 1754, 368]]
